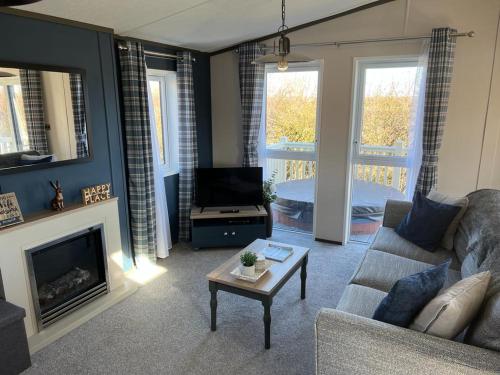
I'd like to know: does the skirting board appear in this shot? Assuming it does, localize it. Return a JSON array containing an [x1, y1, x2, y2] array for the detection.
[[28, 281, 138, 353], [315, 237, 343, 246]]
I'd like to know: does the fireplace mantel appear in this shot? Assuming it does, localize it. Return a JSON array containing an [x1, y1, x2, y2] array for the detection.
[[0, 197, 136, 353]]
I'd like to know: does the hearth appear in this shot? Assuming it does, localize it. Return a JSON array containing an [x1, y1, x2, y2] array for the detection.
[[26, 225, 108, 330]]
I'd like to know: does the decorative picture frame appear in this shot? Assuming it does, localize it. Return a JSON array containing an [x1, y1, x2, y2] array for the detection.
[[0, 192, 24, 229]]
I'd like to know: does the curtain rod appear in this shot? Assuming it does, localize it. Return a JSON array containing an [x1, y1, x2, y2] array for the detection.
[[289, 30, 475, 49], [235, 30, 474, 52], [117, 44, 196, 62]]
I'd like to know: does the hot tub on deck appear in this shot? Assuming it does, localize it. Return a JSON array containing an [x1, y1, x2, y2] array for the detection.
[[272, 178, 406, 234]]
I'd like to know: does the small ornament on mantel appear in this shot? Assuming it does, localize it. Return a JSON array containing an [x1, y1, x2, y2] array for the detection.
[[50, 180, 64, 211], [81, 183, 111, 206], [0, 192, 24, 229]]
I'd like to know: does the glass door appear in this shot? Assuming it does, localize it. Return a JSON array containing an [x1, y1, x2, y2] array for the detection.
[[261, 63, 320, 234], [349, 57, 421, 242]]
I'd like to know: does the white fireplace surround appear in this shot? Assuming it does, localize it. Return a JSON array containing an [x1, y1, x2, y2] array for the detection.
[[0, 197, 136, 352]]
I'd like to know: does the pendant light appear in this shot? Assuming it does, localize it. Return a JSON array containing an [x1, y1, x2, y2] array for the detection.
[[0, 0, 42, 5], [0, 71, 16, 78], [252, 0, 312, 71]]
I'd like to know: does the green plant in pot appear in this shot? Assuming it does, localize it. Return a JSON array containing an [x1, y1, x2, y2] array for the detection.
[[240, 251, 258, 277], [263, 171, 278, 238]]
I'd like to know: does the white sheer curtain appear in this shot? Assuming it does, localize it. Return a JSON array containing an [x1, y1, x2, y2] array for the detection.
[[147, 88, 172, 258], [406, 41, 430, 200]]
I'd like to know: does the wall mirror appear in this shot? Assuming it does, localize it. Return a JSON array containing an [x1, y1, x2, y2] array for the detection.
[[0, 63, 91, 172]]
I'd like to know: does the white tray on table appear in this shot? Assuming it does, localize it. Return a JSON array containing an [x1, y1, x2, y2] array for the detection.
[[230, 260, 273, 283]]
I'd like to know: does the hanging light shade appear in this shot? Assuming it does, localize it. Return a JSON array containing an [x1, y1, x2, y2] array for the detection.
[[0, 71, 16, 78], [252, 0, 312, 71], [0, 0, 42, 5]]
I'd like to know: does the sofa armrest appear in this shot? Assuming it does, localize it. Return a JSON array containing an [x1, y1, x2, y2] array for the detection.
[[382, 199, 412, 228], [315, 308, 500, 375]]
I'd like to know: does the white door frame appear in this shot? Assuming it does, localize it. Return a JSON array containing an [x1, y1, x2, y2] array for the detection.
[[261, 60, 324, 237], [344, 55, 419, 243]]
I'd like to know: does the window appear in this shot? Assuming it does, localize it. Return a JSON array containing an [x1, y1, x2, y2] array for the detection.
[[146, 69, 179, 176], [0, 75, 30, 154]]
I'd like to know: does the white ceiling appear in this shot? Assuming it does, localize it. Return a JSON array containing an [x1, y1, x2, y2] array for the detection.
[[15, 0, 379, 52]]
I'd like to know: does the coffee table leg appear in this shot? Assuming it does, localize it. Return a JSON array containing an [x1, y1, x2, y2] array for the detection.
[[209, 281, 217, 331], [301, 254, 308, 300], [262, 297, 272, 349]]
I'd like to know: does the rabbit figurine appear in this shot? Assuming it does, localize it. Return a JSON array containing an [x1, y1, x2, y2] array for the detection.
[[50, 180, 64, 211]]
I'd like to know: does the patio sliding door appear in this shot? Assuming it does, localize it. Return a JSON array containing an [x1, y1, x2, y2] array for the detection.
[[348, 57, 422, 243], [260, 63, 321, 234]]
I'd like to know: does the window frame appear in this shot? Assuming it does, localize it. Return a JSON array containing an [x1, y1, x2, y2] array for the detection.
[[351, 56, 419, 169], [146, 69, 179, 177]]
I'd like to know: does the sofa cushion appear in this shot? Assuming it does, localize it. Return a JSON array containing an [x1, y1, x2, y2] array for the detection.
[[371, 227, 460, 270], [427, 190, 469, 251], [336, 284, 387, 318], [395, 192, 461, 252], [465, 292, 500, 352], [350, 249, 461, 293], [410, 271, 491, 339], [372, 260, 451, 327]]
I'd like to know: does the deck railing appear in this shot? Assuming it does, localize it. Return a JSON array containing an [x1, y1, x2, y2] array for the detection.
[[266, 137, 408, 192], [0, 137, 16, 154]]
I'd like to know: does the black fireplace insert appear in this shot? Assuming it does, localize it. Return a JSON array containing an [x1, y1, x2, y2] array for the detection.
[[26, 225, 108, 330]]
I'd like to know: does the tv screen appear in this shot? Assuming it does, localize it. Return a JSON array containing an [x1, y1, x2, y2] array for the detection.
[[196, 167, 263, 207]]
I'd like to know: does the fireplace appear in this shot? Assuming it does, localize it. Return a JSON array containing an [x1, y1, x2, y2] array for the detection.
[[25, 225, 109, 330]]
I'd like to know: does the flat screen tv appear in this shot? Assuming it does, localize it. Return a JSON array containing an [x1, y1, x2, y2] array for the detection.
[[195, 167, 263, 207]]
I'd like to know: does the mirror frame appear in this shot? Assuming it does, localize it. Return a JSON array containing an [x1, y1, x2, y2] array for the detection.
[[0, 60, 93, 175]]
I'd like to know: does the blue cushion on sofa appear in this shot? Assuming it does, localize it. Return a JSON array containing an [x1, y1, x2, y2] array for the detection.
[[395, 192, 461, 251], [372, 259, 451, 327]]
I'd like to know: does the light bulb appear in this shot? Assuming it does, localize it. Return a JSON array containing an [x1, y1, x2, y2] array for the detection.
[[277, 57, 288, 72]]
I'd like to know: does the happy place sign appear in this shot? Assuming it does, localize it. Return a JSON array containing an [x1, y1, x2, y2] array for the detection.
[[81, 183, 112, 206]]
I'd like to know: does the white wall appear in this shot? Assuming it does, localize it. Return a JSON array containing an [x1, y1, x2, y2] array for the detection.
[[210, 0, 500, 243]]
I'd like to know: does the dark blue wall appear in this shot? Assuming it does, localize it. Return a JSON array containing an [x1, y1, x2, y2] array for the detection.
[[142, 43, 213, 243], [0, 13, 132, 269]]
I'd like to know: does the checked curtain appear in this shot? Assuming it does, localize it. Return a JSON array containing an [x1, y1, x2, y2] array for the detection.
[[414, 28, 457, 196], [239, 42, 265, 167], [19, 69, 49, 154], [69, 73, 89, 158], [177, 51, 199, 241], [118, 41, 157, 264]]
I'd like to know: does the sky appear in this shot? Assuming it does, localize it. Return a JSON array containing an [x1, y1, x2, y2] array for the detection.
[[364, 66, 417, 97]]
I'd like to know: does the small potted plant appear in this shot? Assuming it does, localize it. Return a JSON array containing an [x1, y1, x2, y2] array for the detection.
[[263, 171, 278, 238], [240, 251, 258, 277]]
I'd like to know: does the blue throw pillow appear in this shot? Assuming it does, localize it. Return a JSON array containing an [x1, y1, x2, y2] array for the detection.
[[373, 260, 451, 327], [395, 192, 461, 251]]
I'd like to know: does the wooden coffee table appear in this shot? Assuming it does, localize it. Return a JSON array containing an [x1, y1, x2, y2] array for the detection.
[[206, 239, 310, 349]]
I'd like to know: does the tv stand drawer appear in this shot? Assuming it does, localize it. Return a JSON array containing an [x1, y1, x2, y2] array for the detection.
[[192, 223, 265, 248]]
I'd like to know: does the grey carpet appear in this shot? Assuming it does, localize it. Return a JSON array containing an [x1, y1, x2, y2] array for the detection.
[[24, 231, 367, 375]]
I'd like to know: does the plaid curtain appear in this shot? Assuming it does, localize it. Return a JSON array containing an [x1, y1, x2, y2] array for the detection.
[[19, 69, 48, 154], [118, 41, 157, 264], [69, 73, 88, 158], [414, 28, 457, 196], [239, 42, 265, 167], [177, 51, 198, 241]]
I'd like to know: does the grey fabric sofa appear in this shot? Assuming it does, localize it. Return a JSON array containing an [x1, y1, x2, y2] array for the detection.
[[315, 189, 500, 374]]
